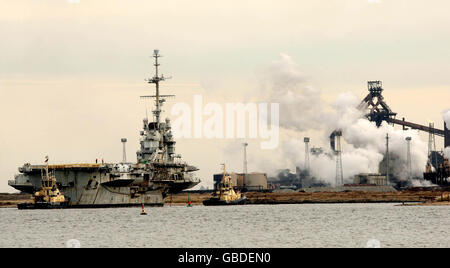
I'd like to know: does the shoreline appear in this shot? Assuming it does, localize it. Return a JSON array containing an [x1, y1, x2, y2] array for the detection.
[[2, 190, 449, 208], [0, 193, 31, 208], [164, 190, 450, 206], [399, 201, 450, 207]]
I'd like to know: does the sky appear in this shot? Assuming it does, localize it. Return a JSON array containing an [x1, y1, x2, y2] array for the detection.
[[1, 0, 450, 192]]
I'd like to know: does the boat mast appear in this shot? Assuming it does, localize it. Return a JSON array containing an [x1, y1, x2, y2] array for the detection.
[[153, 50, 161, 123], [141, 49, 174, 126], [222, 164, 226, 180], [221, 164, 230, 188], [45, 156, 49, 188]]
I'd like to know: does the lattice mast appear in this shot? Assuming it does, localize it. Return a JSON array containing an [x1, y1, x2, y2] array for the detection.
[[142, 49, 174, 125], [427, 122, 438, 170], [335, 131, 344, 187], [406, 137, 412, 181]]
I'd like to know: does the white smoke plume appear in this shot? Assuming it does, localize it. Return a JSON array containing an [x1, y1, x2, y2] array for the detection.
[[260, 53, 326, 132], [443, 110, 450, 127], [273, 111, 428, 186], [250, 54, 428, 186], [444, 147, 450, 159]]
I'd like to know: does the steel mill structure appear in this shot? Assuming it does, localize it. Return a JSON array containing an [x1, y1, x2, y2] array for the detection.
[[359, 81, 449, 186], [359, 81, 450, 148], [326, 81, 449, 187]]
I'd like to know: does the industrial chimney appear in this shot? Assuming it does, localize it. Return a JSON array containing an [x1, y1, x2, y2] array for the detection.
[[445, 122, 450, 148]]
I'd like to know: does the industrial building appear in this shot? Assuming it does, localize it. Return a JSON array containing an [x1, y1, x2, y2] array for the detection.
[[213, 172, 268, 192], [213, 142, 268, 192], [352, 173, 388, 186]]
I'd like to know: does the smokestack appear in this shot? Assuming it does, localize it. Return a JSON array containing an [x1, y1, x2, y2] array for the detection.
[[445, 122, 450, 148]]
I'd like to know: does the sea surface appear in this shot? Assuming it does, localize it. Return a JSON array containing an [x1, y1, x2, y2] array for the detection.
[[0, 203, 448, 248]]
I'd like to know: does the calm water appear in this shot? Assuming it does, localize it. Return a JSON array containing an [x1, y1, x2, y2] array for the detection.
[[0, 204, 448, 248]]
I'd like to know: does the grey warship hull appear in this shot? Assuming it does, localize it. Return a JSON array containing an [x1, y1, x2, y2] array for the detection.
[[9, 163, 199, 208]]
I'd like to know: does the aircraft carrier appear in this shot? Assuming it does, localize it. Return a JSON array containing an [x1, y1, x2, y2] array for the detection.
[[8, 50, 201, 207]]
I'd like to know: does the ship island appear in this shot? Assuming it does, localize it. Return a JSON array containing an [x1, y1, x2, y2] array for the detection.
[[8, 50, 201, 208]]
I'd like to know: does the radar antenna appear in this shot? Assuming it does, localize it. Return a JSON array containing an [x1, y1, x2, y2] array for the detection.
[[142, 49, 173, 124]]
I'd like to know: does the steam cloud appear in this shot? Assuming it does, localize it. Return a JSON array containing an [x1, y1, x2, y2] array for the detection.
[[260, 53, 325, 132], [254, 54, 428, 186], [444, 147, 450, 159]]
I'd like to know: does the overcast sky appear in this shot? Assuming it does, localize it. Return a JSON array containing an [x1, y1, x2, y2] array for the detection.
[[1, 0, 449, 192]]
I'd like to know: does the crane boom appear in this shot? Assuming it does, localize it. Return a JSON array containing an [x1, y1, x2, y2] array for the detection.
[[386, 118, 445, 137]]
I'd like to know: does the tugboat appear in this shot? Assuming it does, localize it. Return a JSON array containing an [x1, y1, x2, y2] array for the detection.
[[203, 164, 247, 206], [18, 156, 69, 210]]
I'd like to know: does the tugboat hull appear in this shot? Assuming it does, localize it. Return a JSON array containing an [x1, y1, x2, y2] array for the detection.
[[203, 197, 247, 206], [17, 202, 69, 210]]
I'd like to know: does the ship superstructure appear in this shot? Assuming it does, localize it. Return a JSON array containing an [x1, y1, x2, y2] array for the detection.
[[9, 50, 200, 207]]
